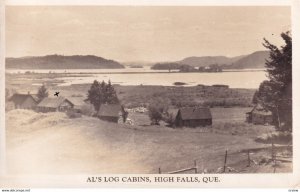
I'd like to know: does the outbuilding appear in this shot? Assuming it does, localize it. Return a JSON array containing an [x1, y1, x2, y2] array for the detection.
[[36, 97, 74, 112], [246, 104, 273, 125], [98, 104, 126, 123], [174, 107, 212, 127], [9, 93, 38, 110]]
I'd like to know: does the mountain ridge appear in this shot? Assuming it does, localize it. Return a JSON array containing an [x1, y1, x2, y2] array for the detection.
[[6, 54, 125, 69], [178, 50, 269, 69]]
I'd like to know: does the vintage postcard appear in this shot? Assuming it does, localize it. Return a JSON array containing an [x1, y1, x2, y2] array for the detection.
[[0, 0, 300, 189]]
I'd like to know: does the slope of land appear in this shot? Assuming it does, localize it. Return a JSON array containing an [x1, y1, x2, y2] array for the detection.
[[178, 55, 245, 67], [6, 55, 124, 69], [225, 51, 270, 69], [177, 51, 269, 69], [6, 109, 291, 175]]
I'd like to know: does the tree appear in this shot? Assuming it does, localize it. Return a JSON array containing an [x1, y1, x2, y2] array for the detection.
[[105, 80, 119, 104], [147, 97, 170, 125], [164, 112, 176, 127], [87, 80, 102, 111], [37, 85, 48, 102], [86, 80, 119, 111], [257, 31, 292, 131], [252, 90, 259, 104]]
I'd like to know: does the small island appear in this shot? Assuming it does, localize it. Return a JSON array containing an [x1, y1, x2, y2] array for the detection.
[[151, 62, 223, 72]]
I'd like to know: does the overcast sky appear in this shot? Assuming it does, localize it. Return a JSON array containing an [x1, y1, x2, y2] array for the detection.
[[6, 6, 290, 62]]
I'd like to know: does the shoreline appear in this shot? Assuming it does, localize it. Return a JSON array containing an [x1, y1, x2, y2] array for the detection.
[[5, 68, 265, 75]]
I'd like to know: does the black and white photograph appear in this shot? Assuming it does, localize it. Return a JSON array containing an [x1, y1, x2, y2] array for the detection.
[[0, 0, 299, 189]]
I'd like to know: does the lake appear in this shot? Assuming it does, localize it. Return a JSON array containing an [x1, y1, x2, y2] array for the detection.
[[6, 67, 267, 89]]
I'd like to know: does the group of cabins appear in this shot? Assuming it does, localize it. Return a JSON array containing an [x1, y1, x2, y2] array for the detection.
[[8, 92, 273, 127], [8, 93, 75, 112], [8, 93, 125, 122]]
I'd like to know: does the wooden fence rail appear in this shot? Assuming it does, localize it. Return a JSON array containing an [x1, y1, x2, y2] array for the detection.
[[159, 160, 197, 174], [158, 144, 291, 174]]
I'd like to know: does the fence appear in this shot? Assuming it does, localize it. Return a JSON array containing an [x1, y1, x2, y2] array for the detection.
[[158, 143, 292, 174]]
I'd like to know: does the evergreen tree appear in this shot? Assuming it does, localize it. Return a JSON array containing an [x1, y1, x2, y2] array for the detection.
[[106, 80, 119, 104], [257, 31, 292, 131], [252, 90, 259, 104], [87, 80, 102, 111], [37, 85, 48, 102], [87, 80, 119, 111]]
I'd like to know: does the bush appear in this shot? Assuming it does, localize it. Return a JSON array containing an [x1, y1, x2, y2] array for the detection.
[[163, 112, 175, 127], [148, 97, 170, 125]]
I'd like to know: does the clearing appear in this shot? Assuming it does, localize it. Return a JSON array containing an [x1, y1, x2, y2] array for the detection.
[[6, 108, 291, 174]]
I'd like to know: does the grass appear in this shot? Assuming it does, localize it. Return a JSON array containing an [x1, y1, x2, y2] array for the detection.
[[6, 73, 255, 108], [5, 73, 291, 174], [6, 109, 279, 174]]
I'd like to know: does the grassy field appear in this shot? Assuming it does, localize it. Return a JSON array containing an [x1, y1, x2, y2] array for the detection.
[[5, 73, 292, 174], [6, 109, 291, 174], [6, 73, 255, 108]]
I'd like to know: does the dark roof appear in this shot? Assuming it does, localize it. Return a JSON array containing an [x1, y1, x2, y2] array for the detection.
[[9, 94, 37, 105], [68, 97, 85, 108], [98, 104, 122, 117], [179, 107, 212, 120], [37, 97, 74, 108], [251, 104, 272, 115]]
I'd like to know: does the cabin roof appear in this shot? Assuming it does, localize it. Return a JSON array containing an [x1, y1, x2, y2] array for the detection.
[[179, 107, 212, 120], [37, 97, 74, 108], [67, 97, 86, 107], [248, 104, 272, 115], [9, 93, 37, 105], [98, 104, 122, 117]]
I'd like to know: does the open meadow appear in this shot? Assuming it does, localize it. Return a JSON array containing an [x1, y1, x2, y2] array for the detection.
[[6, 108, 292, 174], [5, 73, 292, 174]]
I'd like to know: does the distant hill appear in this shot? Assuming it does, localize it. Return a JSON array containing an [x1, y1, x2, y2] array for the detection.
[[178, 51, 270, 69], [178, 55, 245, 67], [225, 51, 270, 69], [6, 55, 125, 69], [151, 62, 181, 70]]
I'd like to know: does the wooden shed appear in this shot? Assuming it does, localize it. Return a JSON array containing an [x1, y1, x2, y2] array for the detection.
[[174, 107, 212, 128], [97, 104, 125, 123], [9, 93, 38, 110], [36, 97, 74, 112], [246, 104, 273, 125]]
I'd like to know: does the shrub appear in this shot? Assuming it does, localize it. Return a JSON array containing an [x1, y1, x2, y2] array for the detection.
[[148, 97, 170, 125]]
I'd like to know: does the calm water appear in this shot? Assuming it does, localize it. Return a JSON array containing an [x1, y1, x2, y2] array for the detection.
[[6, 67, 267, 89], [58, 71, 266, 89], [5, 66, 176, 74]]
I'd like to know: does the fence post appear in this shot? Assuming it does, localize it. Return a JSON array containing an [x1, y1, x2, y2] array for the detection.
[[223, 150, 228, 173], [159, 167, 161, 174], [247, 150, 251, 167], [194, 160, 197, 174], [272, 142, 277, 173], [271, 141, 274, 160]]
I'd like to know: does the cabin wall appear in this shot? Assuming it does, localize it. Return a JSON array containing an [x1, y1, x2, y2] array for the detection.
[[36, 107, 56, 113], [99, 116, 119, 123], [58, 101, 73, 112], [14, 97, 37, 110], [252, 113, 273, 125], [175, 117, 212, 128], [22, 97, 37, 109]]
